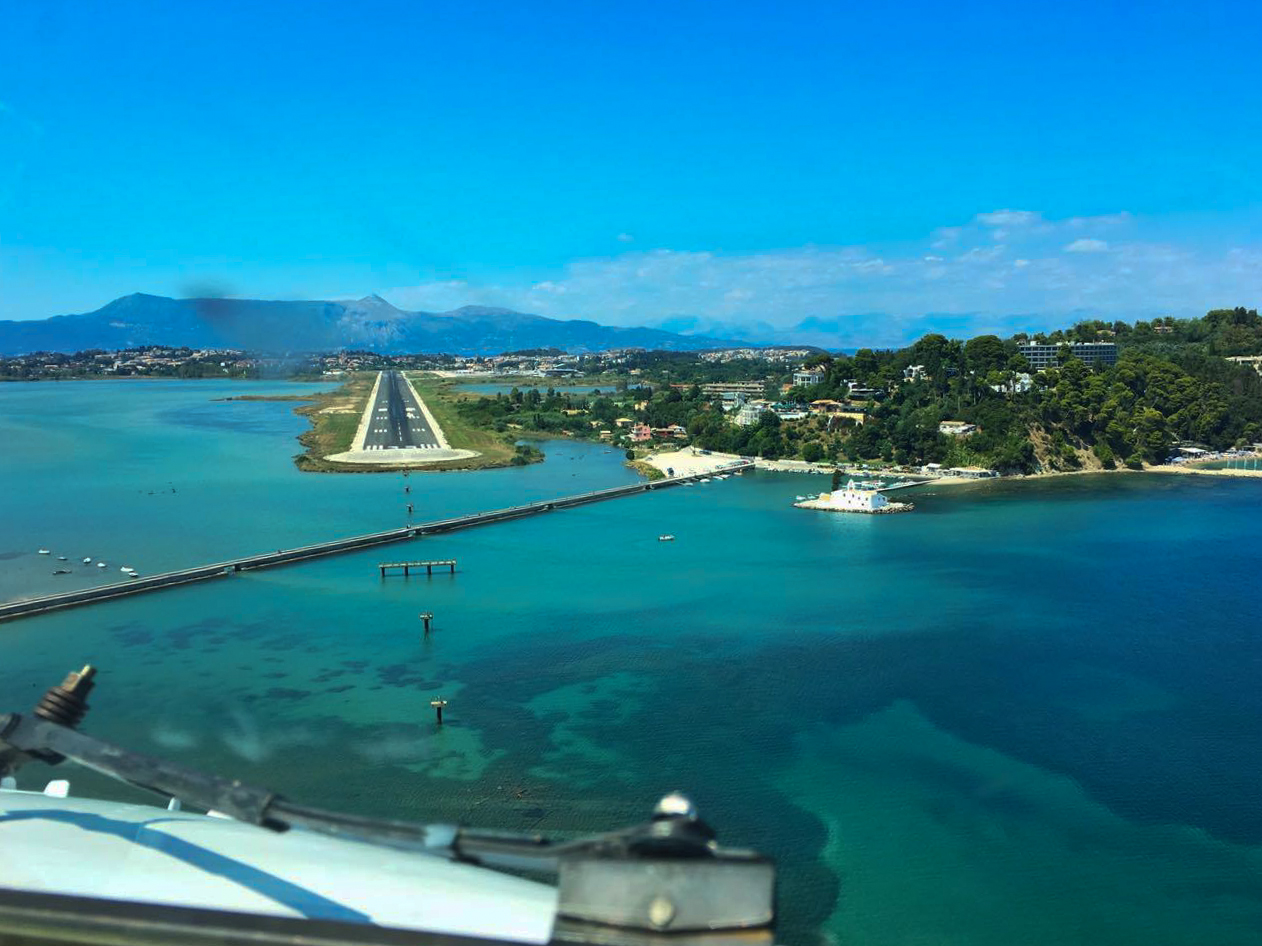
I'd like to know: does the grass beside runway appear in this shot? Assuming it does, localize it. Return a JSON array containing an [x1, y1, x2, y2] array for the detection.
[[291, 371, 542, 473], [294, 374, 377, 472], [402, 373, 533, 470]]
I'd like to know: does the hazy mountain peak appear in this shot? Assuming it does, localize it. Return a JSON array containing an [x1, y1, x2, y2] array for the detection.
[[0, 293, 748, 355], [344, 293, 403, 313]]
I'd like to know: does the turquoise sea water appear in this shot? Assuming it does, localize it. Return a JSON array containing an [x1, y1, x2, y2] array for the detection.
[[2, 380, 1260, 945]]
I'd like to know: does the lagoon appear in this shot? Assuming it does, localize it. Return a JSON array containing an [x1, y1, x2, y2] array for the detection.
[[1, 380, 1260, 945]]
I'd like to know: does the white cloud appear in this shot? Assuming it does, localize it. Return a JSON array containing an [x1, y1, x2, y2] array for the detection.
[[1064, 238, 1109, 253], [377, 209, 1262, 346], [1066, 211, 1131, 228], [975, 209, 1042, 228]]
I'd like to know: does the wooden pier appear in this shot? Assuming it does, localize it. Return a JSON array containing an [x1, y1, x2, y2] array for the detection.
[[0, 460, 755, 623], [380, 560, 455, 577]]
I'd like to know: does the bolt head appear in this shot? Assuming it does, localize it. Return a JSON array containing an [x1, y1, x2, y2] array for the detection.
[[654, 791, 695, 819], [648, 895, 675, 929]]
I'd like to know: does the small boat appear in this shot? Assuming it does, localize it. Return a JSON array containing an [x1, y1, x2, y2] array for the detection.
[[57, 556, 67, 561], [97, 562, 108, 568], [700, 477, 711, 483], [716, 474, 729, 480], [120, 566, 136, 574], [733, 471, 743, 476], [128, 573, 142, 579], [658, 534, 675, 542], [83, 557, 92, 564], [52, 568, 71, 575], [796, 495, 806, 501], [38, 549, 50, 555]]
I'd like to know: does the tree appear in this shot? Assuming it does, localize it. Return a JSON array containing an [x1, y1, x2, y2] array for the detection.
[[801, 441, 824, 463], [964, 335, 1009, 376]]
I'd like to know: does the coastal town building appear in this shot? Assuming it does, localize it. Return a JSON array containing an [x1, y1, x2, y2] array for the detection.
[[735, 401, 770, 426], [651, 425, 689, 440], [817, 482, 891, 512], [792, 368, 825, 387], [990, 372, 1034, 395], [903, 364, 927, 382], [1017, 341, 1118, 370], [938, 420, 977, 437], [770, 403, 810, 421], [699, 347, 817, 364], [701, 381, 768, 397], [1227, 355, 1262, 376], [630, 424, 652, 442], [845, 382, 884, 400]]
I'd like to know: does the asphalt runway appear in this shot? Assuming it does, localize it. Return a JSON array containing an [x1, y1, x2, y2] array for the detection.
[[361, 370, 441, 451]]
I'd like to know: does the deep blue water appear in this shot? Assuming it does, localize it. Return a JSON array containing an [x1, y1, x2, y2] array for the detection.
[[1, 380, 1260, 945]]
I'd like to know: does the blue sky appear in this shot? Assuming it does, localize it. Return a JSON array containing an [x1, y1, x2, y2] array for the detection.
[[2, 0, 1260, 344]]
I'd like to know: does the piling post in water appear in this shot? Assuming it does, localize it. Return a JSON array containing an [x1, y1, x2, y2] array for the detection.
[[430, 697, 447, 724], [420, 611, 433, 633]]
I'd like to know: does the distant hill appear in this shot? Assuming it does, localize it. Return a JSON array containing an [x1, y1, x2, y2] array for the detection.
[[0, 293, 746, 356]]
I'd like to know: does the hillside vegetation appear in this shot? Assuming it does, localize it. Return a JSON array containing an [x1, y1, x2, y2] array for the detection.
[[681, 308, 1262, 472]]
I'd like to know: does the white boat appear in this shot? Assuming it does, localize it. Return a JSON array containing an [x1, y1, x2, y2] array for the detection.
[[120, 566, 135, 574], [57, 556, 67, 561], [796, 495, 806, 501], [700, 477, 711, 483], [658, 534, 675, 542], [97, 562, 107, 568], [82, 557, 91, 564], [37, 549, 50, 555]]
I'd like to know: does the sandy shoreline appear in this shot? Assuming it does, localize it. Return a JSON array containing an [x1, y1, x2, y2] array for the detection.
[[642, 448, 1262, 489]]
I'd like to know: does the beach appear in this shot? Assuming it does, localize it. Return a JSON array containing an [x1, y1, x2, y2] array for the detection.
[[643, 448, 1262, 490]]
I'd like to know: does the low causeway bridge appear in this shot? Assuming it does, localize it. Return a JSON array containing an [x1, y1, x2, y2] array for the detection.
[[0, 462, 753, 624]]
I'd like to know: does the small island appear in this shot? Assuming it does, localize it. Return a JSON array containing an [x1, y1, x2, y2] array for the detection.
[[794, 478, 914, 514]]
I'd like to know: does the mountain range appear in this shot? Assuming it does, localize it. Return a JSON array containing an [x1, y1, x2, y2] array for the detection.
[[0, 293, 747, 356]]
